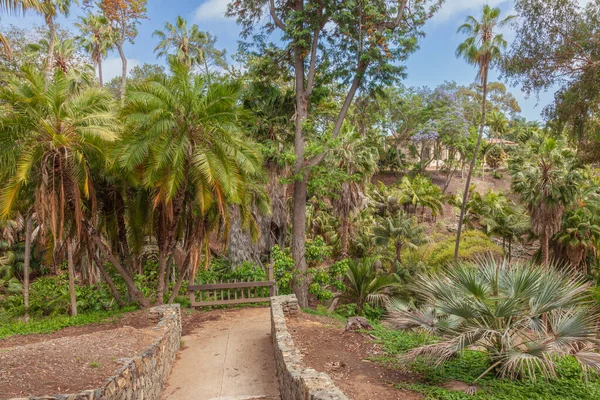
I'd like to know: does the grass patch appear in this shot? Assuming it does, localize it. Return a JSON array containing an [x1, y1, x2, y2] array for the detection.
[[370, 324, 600, 400], [301, 305, 348, 324], [0, 306, 138, 339]]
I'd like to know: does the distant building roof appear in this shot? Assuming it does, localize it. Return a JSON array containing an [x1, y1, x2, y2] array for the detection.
[[487, 138, 517, 146]]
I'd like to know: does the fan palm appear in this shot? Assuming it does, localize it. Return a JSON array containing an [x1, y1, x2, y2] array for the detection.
[[118, 57, 264, 302], [76, 13, 115, 86], [39, 0, 73, 82], [511, 136, 583, 265], [342, 257, 399, 316], [454, 5, 514, 262], [329, 127, 378, 257], [388, 258, 600, 383], [153, 16, 207, 68]]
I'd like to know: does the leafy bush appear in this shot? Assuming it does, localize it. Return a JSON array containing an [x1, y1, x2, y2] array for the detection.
[[272, 245, 296, 295], [3, 274, 118, 317], [492, 170, 504, 179], [422, 230, 503, 268]]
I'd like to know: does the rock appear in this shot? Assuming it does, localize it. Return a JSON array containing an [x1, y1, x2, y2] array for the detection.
[[345, 316, 373, 331]]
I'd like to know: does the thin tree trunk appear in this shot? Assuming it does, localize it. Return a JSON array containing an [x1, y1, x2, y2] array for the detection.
[[67, 240, 78, 317], [508, 237, 512, 263], [98, 60, 103, 87], [395, 241, 403, 265], [340, 211, 349, 259], [454, 66, 489, 262], [23, 216, 33, 322], [117, 42, 127, 105], [44, 14, 56, 84], [88, 225, 150, 307], [90, 246, 124, 307], [157, 252, 167, 305], [541, 231, 549, 266], [292, 175, 309, 308]]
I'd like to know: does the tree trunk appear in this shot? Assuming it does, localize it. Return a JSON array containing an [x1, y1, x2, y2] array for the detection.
[[157, 252, 167, 305], [340, 211, 349, 259], [508, 237, 512, 263], [23, 216, 33, 322], [67, 240, 78, 317], [98, 60, 103, 87], [88, 224, 150, 307], [291, 174, 309, 308], [44, 14, 55, 84], [454, 66, 489, 262], [541, 231, 549, 266], [117, 42, 127, 105], [395, 241, 403, 265], [90, 247, 124, 307]]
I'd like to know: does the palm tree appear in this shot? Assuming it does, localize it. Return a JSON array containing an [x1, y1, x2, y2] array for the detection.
[[76, 13, 115, 86], [373, 212, 426, 265], [454, 5, 514, 262], [329, 127, 378, 258], [153, 16, 207, 68], [388, 258, 600, 383], [556, 207, 600, 274], [511, 136, 583, 265], [0, 66, 146, 308], [342, 257, 399, 316], [26, 35, 79, 73], [118, 57, 264, 303], [40, 0, 73, 83]]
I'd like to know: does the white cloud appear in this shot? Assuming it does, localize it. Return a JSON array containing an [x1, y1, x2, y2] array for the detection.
[[102, 57, 140, 82], [194, 0, 230, 22], [433, 0, 509, 23]]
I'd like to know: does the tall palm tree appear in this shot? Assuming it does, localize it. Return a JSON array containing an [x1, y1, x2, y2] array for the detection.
[[118, 58, 264, 303], [511, 136, 583, 265], [40, 0, 73, 83], [454, 5, 514, 262], [329, 126, 378, 258], [0, 66, 140, 308], [26, 35, 78, 73], [153, 16, 207, 68], [76, 13, 115, 86]]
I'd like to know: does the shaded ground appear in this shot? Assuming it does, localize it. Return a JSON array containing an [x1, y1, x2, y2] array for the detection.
[[0, 322, 159, 399], [161, 307, 279, 400], [287, 312, 422, 400]]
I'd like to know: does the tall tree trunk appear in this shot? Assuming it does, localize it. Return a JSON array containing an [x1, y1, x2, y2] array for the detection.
[[292, 175, 309, 308], [508, 237, 512, 263], [395, 241, 403, 265], [67, 240, 78, 317], [44, 14, 55, 84], [117, 42, 127, 105], [23, 216, 33, 322], [157, 252, 167, 305], [454, 66, 489, 262], [340, 211, 349, 259], [98, 60, 104, 87]]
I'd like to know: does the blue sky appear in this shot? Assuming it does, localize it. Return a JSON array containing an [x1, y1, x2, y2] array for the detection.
[[1, 0, 568, 121]]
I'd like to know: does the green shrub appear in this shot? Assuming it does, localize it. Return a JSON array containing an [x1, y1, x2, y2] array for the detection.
[[422, 230, 503, 268], [492, 170, 504, 179]]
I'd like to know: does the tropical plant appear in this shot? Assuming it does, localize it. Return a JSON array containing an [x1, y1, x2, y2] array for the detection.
[[153, 16, 207, 68], [118, 57, 265, 303], [387, 258, 600, 383], [454, 5, 514, 262], [511, 135, 583, 265], [373, 212, 427, 265], [341, 257, 399, 316], [76, 13, 115, 86]]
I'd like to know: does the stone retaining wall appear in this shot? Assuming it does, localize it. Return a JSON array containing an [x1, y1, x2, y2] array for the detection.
[[9, 304, 182, 400], [271, 295, 349, 400]]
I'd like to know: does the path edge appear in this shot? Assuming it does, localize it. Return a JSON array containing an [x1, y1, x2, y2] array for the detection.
[[9, 304, 182, 400], [271, 295, 349, 400]]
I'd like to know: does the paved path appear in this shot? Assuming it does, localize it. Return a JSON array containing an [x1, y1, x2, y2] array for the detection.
[[162, 307, 280, 400]]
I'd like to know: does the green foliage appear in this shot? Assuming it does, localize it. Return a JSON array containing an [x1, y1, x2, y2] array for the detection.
[[0, 307, 137, 339], [422, 230, 503, 268], [305, 236, 331, 266], [491, 170, 503, 179], [388, 258, 600, 382], [308, 259, 349, 301], [196, 259, 267, 284], [272, 245, 296, 295]]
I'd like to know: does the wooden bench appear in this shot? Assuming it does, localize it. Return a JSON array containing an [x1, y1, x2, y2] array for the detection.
[[188, 266, 276, 307]]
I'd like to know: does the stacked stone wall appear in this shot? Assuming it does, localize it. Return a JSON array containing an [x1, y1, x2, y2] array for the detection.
[[271, 295, 349, 400], [9, 304, 181, 400]]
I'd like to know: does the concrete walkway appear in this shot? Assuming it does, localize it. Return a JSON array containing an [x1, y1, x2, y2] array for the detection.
[[161, 307, 280, 400]]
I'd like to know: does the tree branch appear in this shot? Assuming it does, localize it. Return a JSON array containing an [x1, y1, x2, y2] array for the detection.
[[269, 0, 286, 31]]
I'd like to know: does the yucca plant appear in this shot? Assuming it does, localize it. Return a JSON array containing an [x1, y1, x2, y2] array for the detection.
[[387, 257, 600, 383]]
